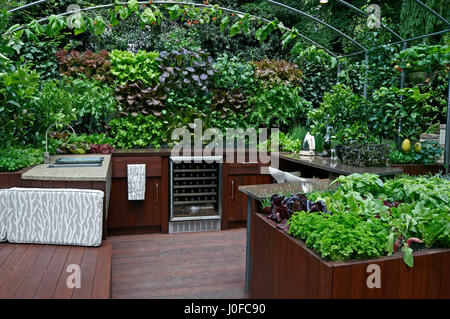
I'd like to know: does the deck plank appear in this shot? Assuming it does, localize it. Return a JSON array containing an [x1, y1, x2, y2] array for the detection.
[[32, 245, 71, 299], [110, 229, 248, 299], [72, 247, 99, 299], [0, 244, 17, 268], [0, 242, 111, 299], [52, 246, 85, 299], [0, 244, 30, 288], [14, 245, 57, 298], [91, 242, 112, 299], [0, 244, 42, 298]]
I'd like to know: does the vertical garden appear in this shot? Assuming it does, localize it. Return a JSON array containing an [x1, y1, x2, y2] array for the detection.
[[0, 0, 449, 172]]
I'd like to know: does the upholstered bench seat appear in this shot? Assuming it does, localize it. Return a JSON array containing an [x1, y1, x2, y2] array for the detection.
[[0, 188, 104, 247]]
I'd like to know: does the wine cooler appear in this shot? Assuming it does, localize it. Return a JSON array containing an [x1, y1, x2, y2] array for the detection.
[[169, 156, 222, 233]]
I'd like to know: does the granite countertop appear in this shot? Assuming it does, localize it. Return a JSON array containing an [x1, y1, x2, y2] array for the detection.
[[21, 154, 112, 182], [238, 179, 333, 201], [276, 152, 403, 176]]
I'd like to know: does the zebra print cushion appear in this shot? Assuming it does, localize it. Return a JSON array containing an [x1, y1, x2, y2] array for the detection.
[[0, 190, 9, 242], [7, 188, 104, 247]]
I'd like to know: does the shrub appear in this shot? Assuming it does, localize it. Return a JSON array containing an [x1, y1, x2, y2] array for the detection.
[[309, 83, 368, 135], [0, 147, 43, 172], [0, 60, 41, 147], [66, 77, 119, 133], [290, 44, 337, 108], [30, 79, 76, 144], [370, 86, 437, 140], [249, 85, 311, 129]]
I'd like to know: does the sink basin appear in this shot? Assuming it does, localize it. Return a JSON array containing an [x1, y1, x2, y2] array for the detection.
[[48, 157, 104, 168], [48, 163, 103, 168], [55, 157, 104, 164]]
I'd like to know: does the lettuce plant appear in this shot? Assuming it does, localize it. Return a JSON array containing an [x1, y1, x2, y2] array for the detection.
[[110, 49, 160, 85]]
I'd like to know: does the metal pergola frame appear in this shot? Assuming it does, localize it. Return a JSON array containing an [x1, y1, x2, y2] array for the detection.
[[5, 0, 450, 174]]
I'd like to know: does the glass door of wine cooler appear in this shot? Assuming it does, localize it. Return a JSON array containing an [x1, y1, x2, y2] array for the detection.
[[170, 156, 222, 221]]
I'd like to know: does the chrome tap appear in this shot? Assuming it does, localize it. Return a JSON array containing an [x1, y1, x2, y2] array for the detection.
[[44, 122, 76, 164]]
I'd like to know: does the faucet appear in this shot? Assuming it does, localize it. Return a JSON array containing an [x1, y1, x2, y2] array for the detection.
[[44, 122, 76, 164]]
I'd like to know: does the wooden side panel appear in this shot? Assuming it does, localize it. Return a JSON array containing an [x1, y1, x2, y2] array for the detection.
[[250, 213, 450, 299], [249, 213, 333, 298], [160, 157, 169, 233], [332, 250, 449, 299]]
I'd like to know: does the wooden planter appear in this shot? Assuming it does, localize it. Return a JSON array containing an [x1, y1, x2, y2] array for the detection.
[[250, 213, 450, 299], [390, 164, 444, 176], [0, 167, 33, 189]]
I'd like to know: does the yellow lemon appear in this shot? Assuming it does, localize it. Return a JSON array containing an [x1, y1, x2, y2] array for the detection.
[[414, 142, 421, 152], [401, 139, 411, 152]]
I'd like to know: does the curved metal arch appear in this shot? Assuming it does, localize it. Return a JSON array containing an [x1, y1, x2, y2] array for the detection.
[[4, 1, 338, 58], [7, 0, 51, 13], [263, 0, 367, 52]]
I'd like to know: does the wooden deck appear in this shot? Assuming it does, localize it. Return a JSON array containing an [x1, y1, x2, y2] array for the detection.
[[0, 229, 248, 299], [110, 228, 248, 299], [0, 241, 112, 299]]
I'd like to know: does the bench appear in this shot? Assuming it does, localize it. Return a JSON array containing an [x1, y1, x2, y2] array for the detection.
[[0, 188, 104, 247]]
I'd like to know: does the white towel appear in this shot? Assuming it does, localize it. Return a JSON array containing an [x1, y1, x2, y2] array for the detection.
[[127, 164, 146, 200]]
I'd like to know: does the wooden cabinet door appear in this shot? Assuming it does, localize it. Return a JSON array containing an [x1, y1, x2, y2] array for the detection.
[[222, 166, 272, 228], [107, 177, 162, 229]]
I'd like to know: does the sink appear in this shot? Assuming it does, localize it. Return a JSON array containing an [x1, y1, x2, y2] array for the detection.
[[48, 157, 104, 168], [48, 163, 103, 168]]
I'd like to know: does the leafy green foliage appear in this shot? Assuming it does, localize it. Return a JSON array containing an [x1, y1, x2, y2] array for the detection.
[[21, 35, 61, 80], [108, 114, 167, 149], [331, 173, 385, 196], [389, 149, 417, 165], [110, 49, 160, 85], [157, 48, 215, 95], [370, 86, 437, 140], [309, 83, 368, 136], [251, 58, 303, 88], [64, 77, 119, 133], [0, 62, 40, 147], [393, 44, 450, 74], [291, 44, 337, 108], [338, 141, 390, 167], [289, 211, 389, 261], [287, 173, 450, 266], [55, 49, 112, 83], [211, 89, 250, 120], [414, 141, 443, 165], [114, 81, 167, 118], [249, 86, 311, 129], [213, 53, 254, 90], [0, 147, 43, 172]]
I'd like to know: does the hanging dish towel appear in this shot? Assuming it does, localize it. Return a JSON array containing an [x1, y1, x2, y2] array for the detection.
[[127, 164, 146, 200]]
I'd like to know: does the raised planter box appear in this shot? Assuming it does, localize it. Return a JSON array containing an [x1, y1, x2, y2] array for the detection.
[[0, 167, 33, 189], [250, 213, 450, 299], [390, 164, 444, 176]]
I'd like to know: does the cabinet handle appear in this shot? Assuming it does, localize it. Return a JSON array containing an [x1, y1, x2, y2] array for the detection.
[[231, 180, 235, 200], [155, 183, 159, 203]]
